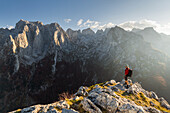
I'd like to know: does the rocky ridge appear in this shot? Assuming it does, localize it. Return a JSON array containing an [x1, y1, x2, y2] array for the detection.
[[10, 79, 170, 113], [1, 20, 170, 112]]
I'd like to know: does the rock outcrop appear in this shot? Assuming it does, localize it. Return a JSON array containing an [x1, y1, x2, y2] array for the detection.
[[10, 79, 170, 113]]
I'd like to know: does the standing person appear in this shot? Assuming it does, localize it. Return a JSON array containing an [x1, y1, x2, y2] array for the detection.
[[124, 65, 132, 88]]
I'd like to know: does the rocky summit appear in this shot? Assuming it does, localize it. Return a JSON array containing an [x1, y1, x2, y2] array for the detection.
[[1, 20, 170, 112], [10, 79, 170, 113]]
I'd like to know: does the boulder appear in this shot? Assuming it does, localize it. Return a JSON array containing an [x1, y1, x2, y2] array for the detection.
[[75, 86, 88, 96], [108, 85, 119, 92], [117, 103, 146, 113], [104, 80, 116, 86], [158, 97, 170, 110], [20, 104, 60, 113], [57, 100, 70, 109], [120, 79, 132, 85], [89, 86, 118, 98], [115, 83, 126, 91], [150, 91, 159, 100], [81, 98, 102, 113], [127, 83, 146, 95], [21, 106, 36, 113], [88, 91, 119, 112]]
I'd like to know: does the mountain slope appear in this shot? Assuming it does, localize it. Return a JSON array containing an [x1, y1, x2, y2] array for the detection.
[[132, 27, 170, 56]]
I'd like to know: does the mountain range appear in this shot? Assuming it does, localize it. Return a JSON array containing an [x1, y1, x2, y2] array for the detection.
[[0, 20, 170, 112]]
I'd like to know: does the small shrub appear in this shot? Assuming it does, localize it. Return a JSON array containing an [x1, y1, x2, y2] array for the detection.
[[58, 91, 74, 100]]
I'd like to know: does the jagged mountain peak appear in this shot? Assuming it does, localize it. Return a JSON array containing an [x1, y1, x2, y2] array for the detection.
[[135, 26, 161, 42], [2, 20, 70, 65], [15, 19, 63, 31], [143, 27, 155, 31], [66, 28, 81, 34], [16, 19, 44, 25], [96, 29, 104, 35], [141, 27, 160, 35], [131, 28, 142, 32], [82, 28, 95, 35], [107, 25, 138, 41], [108, 26, 127, 35]]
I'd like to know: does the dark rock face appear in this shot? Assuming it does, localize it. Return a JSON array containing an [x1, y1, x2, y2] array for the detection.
[[0, 20, 170, 112]]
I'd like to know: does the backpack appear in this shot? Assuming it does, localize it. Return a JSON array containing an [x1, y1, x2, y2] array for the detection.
[[128, 69, 133, 77]]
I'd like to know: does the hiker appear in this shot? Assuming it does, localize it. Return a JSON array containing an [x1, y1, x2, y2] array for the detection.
[[124, 65, 132, 87]]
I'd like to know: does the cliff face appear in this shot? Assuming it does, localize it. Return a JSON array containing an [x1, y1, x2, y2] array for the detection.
[[0, 20, 170, 112], [10, 79, 170, 113]]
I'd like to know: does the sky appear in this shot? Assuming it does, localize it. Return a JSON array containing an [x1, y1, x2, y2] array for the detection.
[[0, 0, 170, 34]]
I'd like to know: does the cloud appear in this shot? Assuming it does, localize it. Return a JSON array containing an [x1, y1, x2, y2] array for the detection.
[[64, 19, 71, 23], [98, 22, 115, 30], [77, 19, 114, 30], [118, 19, 159, 30], [2, 25, 14, 30], [76, 19, 170, 35], [77, 19, 83, 26], [156, 23, 170, 35], [8, 26, 14, 30], [118, 19, 170, 35], [82, 19, 100, 28]]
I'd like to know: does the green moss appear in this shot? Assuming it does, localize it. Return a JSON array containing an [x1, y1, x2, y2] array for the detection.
[[70, 96, 84, 104], [115, 90, 170, 112], [76, 80, 170, 112], [14, 109, 21, 113], [87, 82, 106, 92], [107, 83, 117, 87]]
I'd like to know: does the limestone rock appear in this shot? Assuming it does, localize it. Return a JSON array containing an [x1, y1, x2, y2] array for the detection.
[[115, 83, 126, 91], [56, 100, 70, 109], [9, 79, 170, 113], [62, 108, 79, 113], [120, 79, 132, 85], [104, 79, 116, 86], [118, 103, 146, 113], [150, 91, 159, 100], [82, 28, 95, 36], [21, 106, 36, 113], [75, 86, 88, 96], [158, 97, 170, 110], [127, 83, 146, 95], [108, 85, 119, 92], [88, 91, 119, 113], [81, 98, 102, 113]]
